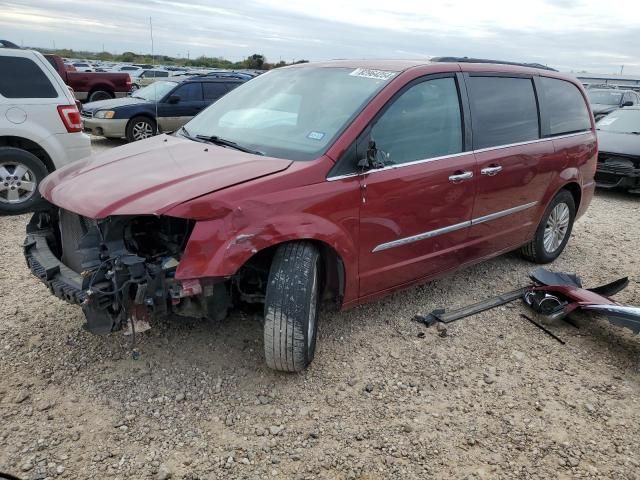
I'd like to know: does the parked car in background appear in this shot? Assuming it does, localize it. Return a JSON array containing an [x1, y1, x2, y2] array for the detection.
[[44, 54, 132, 102], [117, 65, 143, 74], [595, 107, 640, 192], [25, 59, 596, 371], [133, 69, 171, 89], [587, 88, 640, 120], [81, 76, 245, 141], [0, 45, 90, 214], [72, 62, 93, 72]]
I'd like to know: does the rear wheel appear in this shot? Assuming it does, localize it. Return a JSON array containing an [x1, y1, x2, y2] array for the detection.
[[126, 116, 157, 142], [88, 90, 113, 102], [521, 190, 575, 263], [0, 147, 48, 215], [264, 242, 321, 372]]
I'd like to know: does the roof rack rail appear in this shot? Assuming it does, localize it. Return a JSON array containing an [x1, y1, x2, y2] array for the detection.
[[0, 39, 21, 49], [431, 56, 558, 72]]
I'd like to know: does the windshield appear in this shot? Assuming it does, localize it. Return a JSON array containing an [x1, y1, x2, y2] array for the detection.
[[597, 109, 640, 133], [588, 90, 623, 106], [132, 81, 177, 101], [183, 66, 396, 160]]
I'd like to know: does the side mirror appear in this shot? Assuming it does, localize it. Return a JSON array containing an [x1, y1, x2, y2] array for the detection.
[[168, 95, 181, 104], [622, 101, 633, 107], [357, 139, 385, 170]]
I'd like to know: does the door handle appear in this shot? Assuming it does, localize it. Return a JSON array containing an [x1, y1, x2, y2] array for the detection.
[[448, 171, 474, 183], [481, 165, 503, 176]]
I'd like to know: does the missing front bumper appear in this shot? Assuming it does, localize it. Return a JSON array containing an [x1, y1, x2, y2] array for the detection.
[[24, 209, 230, 335]]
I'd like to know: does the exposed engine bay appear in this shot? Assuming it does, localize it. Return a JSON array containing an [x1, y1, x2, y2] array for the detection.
[[25, 208, 232, 335]]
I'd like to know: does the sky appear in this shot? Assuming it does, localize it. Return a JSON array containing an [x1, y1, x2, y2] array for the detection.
[[3, 0, 640, 74]]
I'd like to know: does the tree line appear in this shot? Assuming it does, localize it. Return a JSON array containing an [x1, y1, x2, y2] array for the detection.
[[34, 48, 308, 70]]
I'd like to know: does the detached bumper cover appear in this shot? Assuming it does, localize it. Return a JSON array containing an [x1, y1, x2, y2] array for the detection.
[[24, 232, 87, 305]]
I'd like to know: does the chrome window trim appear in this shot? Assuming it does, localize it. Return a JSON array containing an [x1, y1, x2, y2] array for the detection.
[[371, 201, 538, 253], [326, 130, 593, 182]]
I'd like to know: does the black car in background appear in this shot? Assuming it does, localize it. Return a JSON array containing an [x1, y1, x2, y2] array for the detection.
[[81, 76, 246, 142], [587, 88, 640, 120], [595, 107, 640, 193]]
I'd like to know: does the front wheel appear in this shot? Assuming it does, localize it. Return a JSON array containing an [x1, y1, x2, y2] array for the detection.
[[521, 189, 576, 263], [126, 116, 157, 142], [264, 242, 321, 372], [0, 147, 48, 215]]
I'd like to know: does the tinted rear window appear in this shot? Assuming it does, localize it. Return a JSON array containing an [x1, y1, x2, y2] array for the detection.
[[540, 77, 591, 136], [0, 56, 57, 98], [467, 76, 539, 149]]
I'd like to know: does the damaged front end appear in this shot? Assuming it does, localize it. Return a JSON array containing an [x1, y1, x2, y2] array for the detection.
[[24, 208, 230, 335], [595, 153, 640, 193]]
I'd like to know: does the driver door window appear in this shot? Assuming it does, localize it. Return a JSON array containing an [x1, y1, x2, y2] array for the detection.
[[370, 77, 463, 165]]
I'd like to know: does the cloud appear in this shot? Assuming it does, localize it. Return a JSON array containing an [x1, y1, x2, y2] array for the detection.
[[3, 0, 640, 73]]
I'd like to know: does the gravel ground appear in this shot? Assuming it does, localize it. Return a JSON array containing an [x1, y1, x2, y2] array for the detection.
[[1, 138, 639, 479]]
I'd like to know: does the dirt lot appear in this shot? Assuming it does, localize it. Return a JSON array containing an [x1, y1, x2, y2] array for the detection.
[[1, 138, 639, 480]]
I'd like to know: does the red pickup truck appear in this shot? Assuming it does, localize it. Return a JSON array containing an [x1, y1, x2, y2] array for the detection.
[[44, 54, 132, 103]]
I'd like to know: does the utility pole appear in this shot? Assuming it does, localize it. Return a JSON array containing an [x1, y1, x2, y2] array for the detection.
[[620, 65, 624, 75]]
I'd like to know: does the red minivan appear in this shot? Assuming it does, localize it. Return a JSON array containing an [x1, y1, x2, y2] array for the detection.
[[25, 58, 597, 371]]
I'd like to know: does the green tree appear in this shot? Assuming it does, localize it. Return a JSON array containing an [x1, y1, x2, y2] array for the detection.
[[245, 54, 265, 70], [120, 51, 136, 62]]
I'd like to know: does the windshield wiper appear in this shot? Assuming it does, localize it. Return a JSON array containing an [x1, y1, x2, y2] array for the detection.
[[195, 135, 265, 156]]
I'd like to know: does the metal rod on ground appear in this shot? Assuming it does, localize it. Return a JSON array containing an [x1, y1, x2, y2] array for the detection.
[[520, 314, 566, 345]]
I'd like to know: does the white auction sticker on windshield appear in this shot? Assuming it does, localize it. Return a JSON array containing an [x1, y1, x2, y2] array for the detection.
[[349, 68, 397, 81]]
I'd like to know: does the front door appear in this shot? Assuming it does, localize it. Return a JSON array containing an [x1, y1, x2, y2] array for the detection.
[[158, 82, 206, 132], [358, 75, 477, 298]]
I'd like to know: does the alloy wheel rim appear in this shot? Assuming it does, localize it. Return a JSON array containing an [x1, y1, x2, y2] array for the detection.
[[543, 203, 570, 253], [0, 161, 37, 204], [132, 122, 154, 140]]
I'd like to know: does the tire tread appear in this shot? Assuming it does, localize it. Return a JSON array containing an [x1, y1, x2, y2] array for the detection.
[[264, 242, 319, 372]]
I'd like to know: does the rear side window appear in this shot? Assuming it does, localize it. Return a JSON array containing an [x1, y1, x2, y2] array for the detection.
[[0, 56, 57, 98], [540, 77, 591, 136], [225, 82, 242, 92], [203, 83, 228, 100], [173, 82, 203, 102], [371, 77, 463, 165], [467, 76, 539, 149]]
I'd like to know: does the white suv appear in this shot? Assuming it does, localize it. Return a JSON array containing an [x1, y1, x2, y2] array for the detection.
[[0, 41, 91, 214]]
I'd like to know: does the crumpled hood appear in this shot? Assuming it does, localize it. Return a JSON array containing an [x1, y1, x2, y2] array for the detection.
[[40, 134, 292, 219]]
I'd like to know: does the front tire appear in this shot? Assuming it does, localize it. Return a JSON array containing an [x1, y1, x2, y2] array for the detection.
[[521, 189, 575, 263], [0, 147, 48, 215], [126, 116, 157, 142], [264, 242, 321, 372]]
